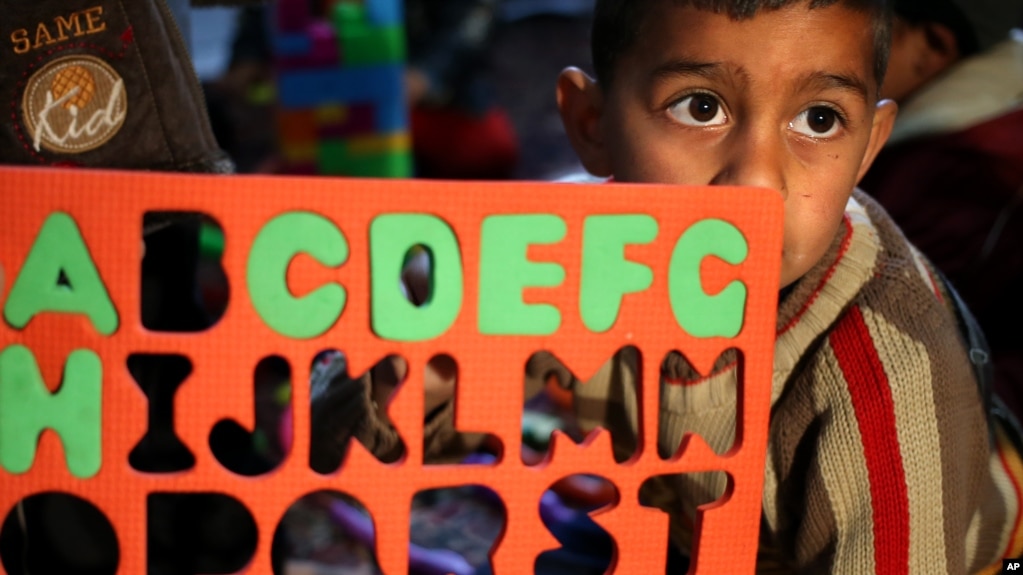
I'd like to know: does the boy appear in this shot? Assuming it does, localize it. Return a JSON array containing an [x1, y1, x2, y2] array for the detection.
[[314, 0, 1023, 572], [556, 1, 1023, 572]]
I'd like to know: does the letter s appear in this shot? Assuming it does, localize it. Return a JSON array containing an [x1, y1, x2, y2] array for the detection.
[[11, 29, 30, 54]]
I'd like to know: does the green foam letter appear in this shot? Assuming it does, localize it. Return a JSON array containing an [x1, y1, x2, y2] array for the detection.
[[669, 219, 748, 338], [0, 345, 102, 478], [478, 215, 566, 335], [3, 212, 118, 335], [248, 212, 348, 339], [580, 215, 658, 332], [370, 214, 463, 341]]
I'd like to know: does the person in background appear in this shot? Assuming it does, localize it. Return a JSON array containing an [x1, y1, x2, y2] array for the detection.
[[860, 0, 1023, 424], [405, 0, 519, 179]]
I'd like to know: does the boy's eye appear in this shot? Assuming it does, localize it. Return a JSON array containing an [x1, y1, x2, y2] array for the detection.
[[668, 94, 727, 126], [790, 106, 842, 138]]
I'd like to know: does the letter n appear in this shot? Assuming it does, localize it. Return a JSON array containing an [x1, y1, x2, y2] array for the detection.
[[0, 345, 102, 478]]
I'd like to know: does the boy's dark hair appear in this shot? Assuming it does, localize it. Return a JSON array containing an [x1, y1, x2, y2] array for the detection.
[[592, 0, 893, 92]]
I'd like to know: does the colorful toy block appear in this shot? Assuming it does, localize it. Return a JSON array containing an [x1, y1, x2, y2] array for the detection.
[[317, 104, 377, 139], [333, 3, 404, 66], [272, 0, 412, 178], [275, 20, 340, 69], [276, 108, 318, 143], [318, 138, 412, 177], [277, 65, 404, 109], [365, 0, 403, 26]]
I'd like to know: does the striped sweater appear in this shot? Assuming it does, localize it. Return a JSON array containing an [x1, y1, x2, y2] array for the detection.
[[518, 190, 1023, 573]]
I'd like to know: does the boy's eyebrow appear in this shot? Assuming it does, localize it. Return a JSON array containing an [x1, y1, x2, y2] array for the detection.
[[799, 71, 870, 101], [649, 59, 736, 83]]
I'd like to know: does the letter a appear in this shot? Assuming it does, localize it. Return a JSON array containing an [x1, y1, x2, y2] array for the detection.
[[3, 212, 118, 335]]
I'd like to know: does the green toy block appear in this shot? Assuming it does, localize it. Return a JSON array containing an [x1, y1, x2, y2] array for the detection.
[[198, 221, 224, 259], [340, 25, 405, 66], [334, 1, 366, 25], [318, 141, 412, 177], [332, 4, 405, 66], [318, 140, 347, 171]]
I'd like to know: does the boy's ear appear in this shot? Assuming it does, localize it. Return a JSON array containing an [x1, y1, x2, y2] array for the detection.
[[856, 98, 898, 183], [556, 67, 612, 177], [922, 21, 960, 72]]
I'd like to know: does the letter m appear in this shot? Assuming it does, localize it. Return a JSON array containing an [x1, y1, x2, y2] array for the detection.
[[55, 12, 83, 37], [0, 345, 102, 478]]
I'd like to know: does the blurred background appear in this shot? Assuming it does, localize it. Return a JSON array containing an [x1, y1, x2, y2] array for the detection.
[[188, 0, 595, 181]]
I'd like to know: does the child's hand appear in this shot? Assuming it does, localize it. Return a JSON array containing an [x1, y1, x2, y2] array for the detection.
[[308, 352, 457, 471], [309, 353, 404, 470], [424, 355, 457, 416], [371, 355, 457, 420]]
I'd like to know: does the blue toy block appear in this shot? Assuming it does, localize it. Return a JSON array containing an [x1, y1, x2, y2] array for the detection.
[[374, 99, 408, 133], [273, 32, 313, 57], [277, 65, 404, 109], [365, 0, 404, 26]]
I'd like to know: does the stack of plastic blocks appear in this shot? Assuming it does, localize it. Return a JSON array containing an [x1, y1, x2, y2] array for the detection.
[[273, 0, 413, 177]]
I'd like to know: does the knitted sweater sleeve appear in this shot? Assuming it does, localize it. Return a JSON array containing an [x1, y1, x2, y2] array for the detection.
[[769, 292, 994, 574]]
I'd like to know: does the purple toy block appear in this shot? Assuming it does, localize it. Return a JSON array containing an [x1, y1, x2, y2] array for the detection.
[[309, 20, 336, 45], [311, 21, 341, 61], [275, 0, 311, 32], [317, 103, 377, 139], [274, 51, 339, 71], [274, 22, 339, 70]]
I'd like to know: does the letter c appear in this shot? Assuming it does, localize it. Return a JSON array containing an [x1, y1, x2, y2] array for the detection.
[[668, 219, 748, 338], [247, 212, 347, 339]]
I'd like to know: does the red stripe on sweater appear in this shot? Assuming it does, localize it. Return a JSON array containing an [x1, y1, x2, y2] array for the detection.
[[829, 307, 910, 574], [923, 263, 944, 304], [778, 215, 854, 336], [996, 432, 1023, 560]]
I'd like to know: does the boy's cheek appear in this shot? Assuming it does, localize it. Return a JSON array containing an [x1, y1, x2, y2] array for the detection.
[[616, 142, 709, 186]]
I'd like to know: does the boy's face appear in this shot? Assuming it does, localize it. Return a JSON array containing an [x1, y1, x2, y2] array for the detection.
[[559, 1, 896, 288]]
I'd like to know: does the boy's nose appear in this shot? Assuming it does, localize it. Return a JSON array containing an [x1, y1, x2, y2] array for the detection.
[[709, 129, 787, 198]]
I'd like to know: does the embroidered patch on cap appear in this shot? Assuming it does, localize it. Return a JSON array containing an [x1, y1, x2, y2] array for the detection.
[[21, 55, 127, 154]]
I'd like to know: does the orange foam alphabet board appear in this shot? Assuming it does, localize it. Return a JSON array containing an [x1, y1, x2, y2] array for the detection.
[[0, 166, 783, 574]]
